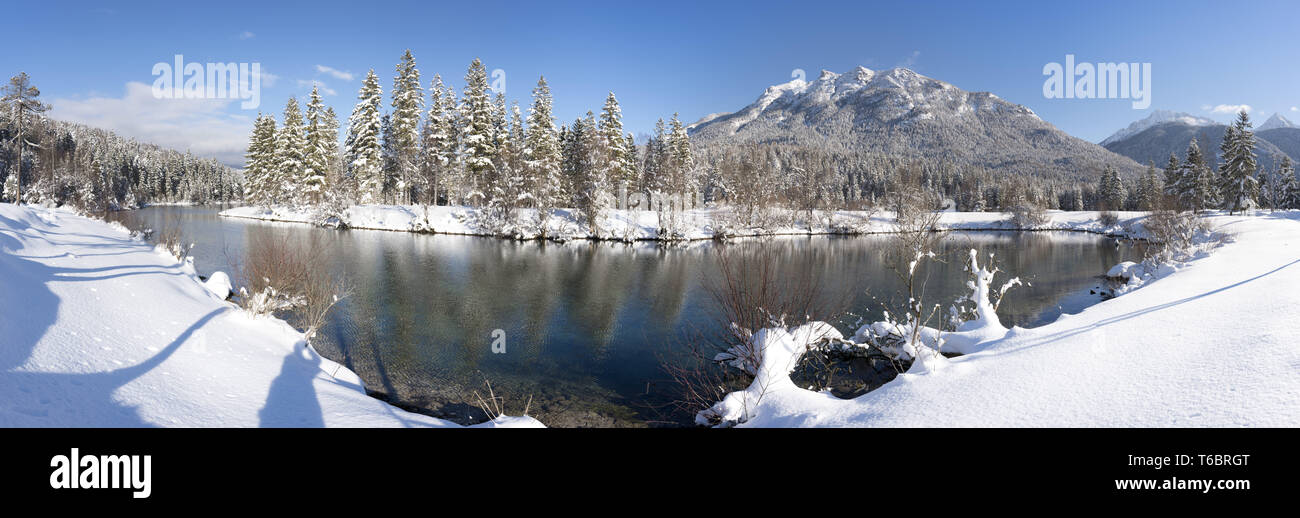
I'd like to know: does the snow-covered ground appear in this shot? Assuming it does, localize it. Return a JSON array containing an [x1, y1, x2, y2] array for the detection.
[[701, 211, 1300, 427], [0, 203, 542, 427], [220, 203, 1147, 240]]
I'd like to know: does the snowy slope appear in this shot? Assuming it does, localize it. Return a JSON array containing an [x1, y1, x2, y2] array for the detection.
[[0, 203, 542, 428], [708, 211, 1300, 427]]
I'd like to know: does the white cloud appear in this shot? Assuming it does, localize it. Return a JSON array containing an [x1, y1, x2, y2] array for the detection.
[[315, 65, 354, 81], [50, 82, 251, 168], [238, 31, 255, 40], [296, 79, 338, 97], [1291, 106, 1298, 112], [896, 50, 921, 69], [1205, 104, 1251, 114]]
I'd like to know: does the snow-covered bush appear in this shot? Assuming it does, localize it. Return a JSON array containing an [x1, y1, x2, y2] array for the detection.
[[1004, 202, 1048, 229], [1098, 210, 1120, 228], [1141, 210, 1214, 267]]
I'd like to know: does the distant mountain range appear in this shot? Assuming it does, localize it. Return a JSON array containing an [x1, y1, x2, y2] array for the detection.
[[688, 66, 1142, 181], [1102, 111, 1299, 172]]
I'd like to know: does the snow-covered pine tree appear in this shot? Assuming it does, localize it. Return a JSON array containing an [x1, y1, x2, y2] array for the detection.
[[322, 107, 343, 203], [1096, 165, 1125, 211], [1260, 155, 1294, 210], [346, 70, 385, 204], [302, 86, 331, 205], [420, 74, 455, 205], [624, 132, 639, 204], [1138, 161, 1163, 211], [459, 59, 496, 207], [391, 50, 423, 205], [524, 76, 562, 224], [1217, 110, 1259, 214], [642, 118, 667, 203], [597, 92, 631, 199], [242, 113, 277, 206], [571, 111, 611, 231], [275, 97, 307, 206], [1161, 152, 1180, 208], [1177, 137, 1218, 213], [665, 113, 696, 208]]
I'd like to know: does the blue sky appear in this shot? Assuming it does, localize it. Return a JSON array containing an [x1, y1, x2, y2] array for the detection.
[[5, 0, 1299, 166]]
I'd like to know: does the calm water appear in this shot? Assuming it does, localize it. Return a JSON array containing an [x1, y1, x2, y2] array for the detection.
[[109, 206, 1143, 427]]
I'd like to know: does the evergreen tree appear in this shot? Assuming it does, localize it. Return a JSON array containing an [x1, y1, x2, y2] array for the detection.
[[1261, 155, 1295, 210], [1137, 161, 1162, 211], [390, 50, 423, 204], [302, 86, 331, 205], [243, 113, 277, 206], [459, 59, 496, 206], [274, 96, 307, 205], [572, 111, 609, 230], [1177, 137, 1218, 213], [1217, 110, 1259, 214], [346, 70, 385, 204], [1, 72, 50, 204], [524, 76, 563, 221], [420, 74, 456, 205], [1097, 165, 1125, 211], [1161, 152, 1180, 208], [664, 113, 696, 207], [597, 92, 631, 192]]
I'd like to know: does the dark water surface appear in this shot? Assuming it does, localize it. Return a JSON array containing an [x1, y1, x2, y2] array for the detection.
[[109, 206, 1143, 427]]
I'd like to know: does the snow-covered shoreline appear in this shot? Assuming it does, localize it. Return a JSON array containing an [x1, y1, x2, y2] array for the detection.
[[219, 203, 1151, 241], [0, 203, 542, 428], [701, 211, 1300, 427]]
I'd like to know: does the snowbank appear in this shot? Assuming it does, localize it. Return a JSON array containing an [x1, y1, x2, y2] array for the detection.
[[701, 211, 1300, 427], [0, 203, 543, 428], [221, 204, 1151, 241]]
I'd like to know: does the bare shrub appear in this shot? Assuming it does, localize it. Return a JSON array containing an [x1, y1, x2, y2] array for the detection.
[[1004, 202, 1049, 229], [155, 221, 193, 263], [231, 228, 348, 339], [1142, 210, 1213, 266], [1098, 210, 1120, 227], [471, 375, 533, 422]]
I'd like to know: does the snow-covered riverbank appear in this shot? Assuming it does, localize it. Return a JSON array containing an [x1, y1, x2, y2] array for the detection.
[[0, 203, 542, 427], [219, 204, 1149, 240], [702, 210, 1300, 427]]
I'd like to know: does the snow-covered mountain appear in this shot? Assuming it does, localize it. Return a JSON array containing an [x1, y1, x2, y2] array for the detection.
[[688, 66, 1142, 180], [1104, 120, 1294, 172], [1099, 110, 1214, 146], [1258, 112, 1298, 131]]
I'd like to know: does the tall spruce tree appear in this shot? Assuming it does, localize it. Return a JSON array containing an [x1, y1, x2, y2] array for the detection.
[[346, 70, 385, 204], [459, 59, 496, 206], [302, 86, 331, 205], [243, 113, 277, 206], [1178, 137, 1218, 212], [420, 74, 456, 205], [1217, 110, 1259, 214], [275, 97, 307, 205], [597, 92, 631, 194], [524, 76, 562, 221], [391, 50, 423, 204]]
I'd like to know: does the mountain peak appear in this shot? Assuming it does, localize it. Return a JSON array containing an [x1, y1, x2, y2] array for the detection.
[[1259, 112, 1297, 131], [1100, 110, 1214, 146], [688, 65, 1138, 181]]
